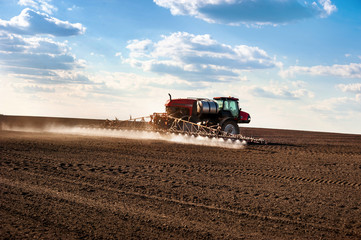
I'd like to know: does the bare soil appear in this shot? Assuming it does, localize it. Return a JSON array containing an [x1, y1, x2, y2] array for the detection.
[[1, 117, 361, 239]]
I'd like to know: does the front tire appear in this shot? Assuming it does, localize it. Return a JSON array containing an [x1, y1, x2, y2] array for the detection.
[[221, 120, 239, 135]]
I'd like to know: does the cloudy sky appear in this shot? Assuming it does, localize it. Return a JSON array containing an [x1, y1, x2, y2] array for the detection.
[[0, 0, 360, 134]]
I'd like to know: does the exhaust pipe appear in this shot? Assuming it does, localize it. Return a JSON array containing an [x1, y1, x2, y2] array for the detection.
[[168, 93, 172, 101]]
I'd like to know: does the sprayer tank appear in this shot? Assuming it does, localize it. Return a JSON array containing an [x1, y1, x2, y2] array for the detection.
[[197, 99, 219, 115]]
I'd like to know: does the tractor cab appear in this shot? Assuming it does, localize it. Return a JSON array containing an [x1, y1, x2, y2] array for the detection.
[[213, 97, 251, 123], [213, 97, 240, 118]]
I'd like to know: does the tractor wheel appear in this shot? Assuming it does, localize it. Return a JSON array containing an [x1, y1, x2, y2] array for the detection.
[[221, 120, 239, 135]]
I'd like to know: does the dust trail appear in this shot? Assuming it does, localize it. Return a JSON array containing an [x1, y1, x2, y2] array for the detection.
[[2, 125, 246, 149]]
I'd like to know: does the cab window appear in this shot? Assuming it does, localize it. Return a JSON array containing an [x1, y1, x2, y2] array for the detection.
[[223, 100, 239, 117]]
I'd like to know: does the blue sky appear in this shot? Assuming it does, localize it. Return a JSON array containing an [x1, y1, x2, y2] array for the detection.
[[0, 0, 360, 134]]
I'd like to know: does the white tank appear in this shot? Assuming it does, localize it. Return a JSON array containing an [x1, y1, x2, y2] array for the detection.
[[197, 99, 219, 115]]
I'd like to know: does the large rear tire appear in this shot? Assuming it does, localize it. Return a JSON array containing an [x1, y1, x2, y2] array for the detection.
[[221, 120, 239, 135]]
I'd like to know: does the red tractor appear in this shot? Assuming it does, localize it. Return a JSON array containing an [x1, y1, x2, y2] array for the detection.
[[161, 94, 251, 135]]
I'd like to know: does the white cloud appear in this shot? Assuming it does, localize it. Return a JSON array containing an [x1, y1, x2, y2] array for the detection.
[[0, 5, 86, 84], [319, 0, 337, 16], [154, 0, 337, 26], [126, 39, 153, 59], [0, 8, 85, 36], [67, 5, 79, 11], [114, 52, 124, 61], [280, 63, 361, 79], [337, 83, 361, 93], [5, 69, 91, 85], [89, 71, 192, 92], [0, 32, 68, 54], [0, 69, 200, 119], [0, 32, 87, 84], [22, 83, 56, 93], [124, 32, 278, 82], [308, 94, 361, 115], [248, 82, 314, 100], [18, 0, 57, 15]]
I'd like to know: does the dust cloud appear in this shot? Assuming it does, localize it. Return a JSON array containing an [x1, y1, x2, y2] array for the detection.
[[2, 125, 246, 149]]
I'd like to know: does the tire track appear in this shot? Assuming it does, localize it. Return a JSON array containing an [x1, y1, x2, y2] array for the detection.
[[233, 170, 361, 188], [0, 206, 86, 239], [78, 160, 361, 188], [1, 176, 360, 239], [2, 152, 361, 189], [259, 143, 360, 156]]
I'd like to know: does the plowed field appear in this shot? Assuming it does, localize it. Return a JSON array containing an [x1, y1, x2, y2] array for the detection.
[[1, 124, 361, 239]]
